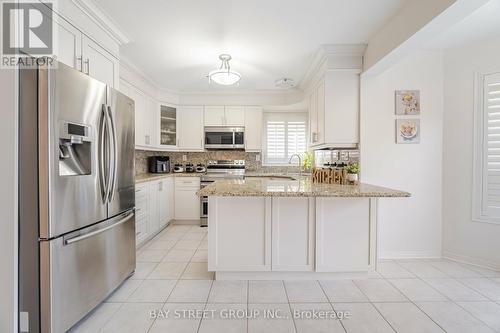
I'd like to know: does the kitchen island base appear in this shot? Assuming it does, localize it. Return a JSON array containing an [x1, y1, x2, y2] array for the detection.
[[207, 196, 380, 279]]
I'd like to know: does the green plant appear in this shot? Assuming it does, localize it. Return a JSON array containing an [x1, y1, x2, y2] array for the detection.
[[345, 162, 359, 174], [302, 151, 314, 170]]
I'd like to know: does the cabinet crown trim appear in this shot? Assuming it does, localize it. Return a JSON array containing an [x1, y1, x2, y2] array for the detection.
[[71, 0, 132, 45]]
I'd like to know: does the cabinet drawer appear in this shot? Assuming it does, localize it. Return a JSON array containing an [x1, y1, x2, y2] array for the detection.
[[175, 178, 200, 188]]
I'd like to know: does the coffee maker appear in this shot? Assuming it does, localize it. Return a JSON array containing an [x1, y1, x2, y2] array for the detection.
[[148, 156, 170, 173]]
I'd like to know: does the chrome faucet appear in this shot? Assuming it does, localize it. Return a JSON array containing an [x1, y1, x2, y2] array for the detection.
[[288, 154, 302, 177]]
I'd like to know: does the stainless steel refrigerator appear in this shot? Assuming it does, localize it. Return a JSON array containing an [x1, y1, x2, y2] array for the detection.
[[19, 61, 136, 333]]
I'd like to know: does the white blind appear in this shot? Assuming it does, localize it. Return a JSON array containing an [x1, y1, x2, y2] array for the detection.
[[482, 73, 500, 218], [263, 112, 307, 164]]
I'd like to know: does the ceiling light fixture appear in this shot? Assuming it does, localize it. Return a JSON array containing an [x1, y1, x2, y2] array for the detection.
[[208, 54, 241, 86]]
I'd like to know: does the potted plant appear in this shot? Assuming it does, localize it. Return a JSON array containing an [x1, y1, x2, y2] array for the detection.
[[345, 163, 359, 183], [302, 151, 314, 172]]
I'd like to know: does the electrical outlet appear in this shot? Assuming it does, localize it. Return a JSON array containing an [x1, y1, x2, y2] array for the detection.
[[182, 155, 187, 162], [256, 154, 260, 162]]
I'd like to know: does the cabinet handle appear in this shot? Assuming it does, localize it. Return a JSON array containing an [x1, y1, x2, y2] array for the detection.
[[145, 135, 150, 145], [84, 59, 90, 75], [76, 57, 83, 72]]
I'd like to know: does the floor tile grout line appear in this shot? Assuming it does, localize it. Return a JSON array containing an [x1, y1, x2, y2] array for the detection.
[[281, 280, 299, 333], [197, 278, 215, 333], [384, 277, 449, 333], [453, 299, 500, 333], [351, 279, 399, 333], [452, 277, 500, 302], [317, 280, 348, 333]]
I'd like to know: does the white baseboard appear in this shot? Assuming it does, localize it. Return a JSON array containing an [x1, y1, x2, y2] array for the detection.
[[379, 250, 442, 260], [442, 250, 500, 271]]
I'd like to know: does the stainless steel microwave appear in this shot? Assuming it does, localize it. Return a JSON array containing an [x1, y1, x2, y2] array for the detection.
[[204, 127, 245, 149]]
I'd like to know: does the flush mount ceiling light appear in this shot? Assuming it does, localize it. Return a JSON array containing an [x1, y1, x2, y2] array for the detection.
[[207, 54, 241, 86], [275, 78, 296, 89]]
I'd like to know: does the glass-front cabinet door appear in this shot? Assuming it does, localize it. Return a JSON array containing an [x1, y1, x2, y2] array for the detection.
[[159, 105, 177, 147]]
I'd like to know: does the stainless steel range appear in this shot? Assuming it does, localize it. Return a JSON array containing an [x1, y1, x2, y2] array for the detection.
[[200, 160, 245, 226]]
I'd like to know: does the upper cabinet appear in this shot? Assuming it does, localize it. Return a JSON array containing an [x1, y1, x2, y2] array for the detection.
[[309, 72, 359, 148], [81, 36, 119, 88], [204, 106, 245, 127], [158, 105, 178, 149], [178, 106, 204, 151], [224, 106, 245, 126], [204, 106, 225, 126], [306, 45, 364, 149], [244, 106, 263, 152], [39, 2, 121, 88]]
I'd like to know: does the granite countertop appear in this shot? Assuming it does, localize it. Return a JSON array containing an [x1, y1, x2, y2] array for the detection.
[[135, 172, 202, 183], [197, 177, 410, 198]]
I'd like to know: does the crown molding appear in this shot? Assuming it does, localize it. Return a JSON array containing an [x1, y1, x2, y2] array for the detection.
[[299, 44, 366, 92], [71, 0, 132, 45]]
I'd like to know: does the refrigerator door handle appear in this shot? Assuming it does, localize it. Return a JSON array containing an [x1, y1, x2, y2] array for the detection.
[[107, 105, 118, 202], [103, 106, 113, 203], [64, 211, 134, 245], [99, 104, 109, 203]]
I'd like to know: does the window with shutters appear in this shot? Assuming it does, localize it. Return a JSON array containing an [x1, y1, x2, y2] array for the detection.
[[473, 72, 500, 224], [262, 112, 308, 165]]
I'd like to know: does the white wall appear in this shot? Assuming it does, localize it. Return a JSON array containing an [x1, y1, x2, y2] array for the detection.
[[360, 51, 444, 258], [0, 69, 18, 332], [442, 38, 500, 269]]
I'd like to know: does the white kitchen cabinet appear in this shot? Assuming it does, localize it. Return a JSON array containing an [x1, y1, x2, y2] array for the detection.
[[149, 180, 160, 235], [126, 84, 154, 148], [81, 35, 119, 88], [204, 106, 245, 126], [208, 197, 272, 271], [158, 104, 177, 149], [39, 5, 119, 87], [160, 177, 175, 226], [316, 198, 369, 272], [271, 198, 315, 271], [50, 12, 82, 70], [158, 178, 173, 228], [136, 178, 175, 247], [224, 106, 245, 126], [174, 177, 201, 220], [178, 106, 204, 151], [244, 106, 263, 151], [204, 106, 225, 126], [309, 72, 359, 148], [135, 183, 149, 246]]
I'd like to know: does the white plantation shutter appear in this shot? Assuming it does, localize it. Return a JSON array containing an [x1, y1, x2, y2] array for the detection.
[[266, 121, 286, 160], [482, 73, 500, 219], [263, 112, 308, 164]]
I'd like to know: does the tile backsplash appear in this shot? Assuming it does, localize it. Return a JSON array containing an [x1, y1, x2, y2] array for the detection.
[[135, 149, 302, 175]]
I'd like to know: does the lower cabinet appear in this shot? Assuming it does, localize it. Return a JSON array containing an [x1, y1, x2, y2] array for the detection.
[[135, 178, 175, 247], [209, 197, 371, 273], [316, 198, 369, 272], [174, 177, 200, 220], [271, 198, 315, 271], [208, 197, 272, 271], [159, 177, 175, 228]]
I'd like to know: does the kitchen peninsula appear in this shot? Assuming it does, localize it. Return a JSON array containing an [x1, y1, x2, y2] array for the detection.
[[198, 177, 410, 280]]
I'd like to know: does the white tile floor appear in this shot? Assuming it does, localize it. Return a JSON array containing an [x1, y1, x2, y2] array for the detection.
[[70, 223, 500, 333]]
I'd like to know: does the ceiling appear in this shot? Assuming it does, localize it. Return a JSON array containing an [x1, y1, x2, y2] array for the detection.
[[94, 0, 408, 92], [428, 0, 500, 50]]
